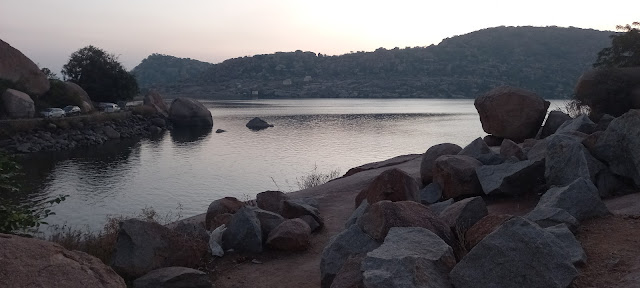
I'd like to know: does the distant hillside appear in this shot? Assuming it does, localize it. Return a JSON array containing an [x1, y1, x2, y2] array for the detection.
[[131, 54, 213, 89], [133, 26, 614, 99]]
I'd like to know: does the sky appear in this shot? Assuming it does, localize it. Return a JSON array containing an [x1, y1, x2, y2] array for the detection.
[[1, 0, 638, 74]]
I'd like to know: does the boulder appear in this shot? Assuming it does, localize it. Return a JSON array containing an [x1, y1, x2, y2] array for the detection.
[[419, 143, 462, 186], [143, 90, 169, 117], [539, 111, 572, 139], [525, 207, 579, 233], [300, 214, 322, 232], [110, 219, 207, 279], [419, 182, 442, 204], [483, 135, 503, 146], [104, 126, 121, 139], [133, 267, 212, 288], [250, 207, 285, 239], [345, 200, 369, 229], [0, 233, 126, 288], [499, 139, 526, 160], [474, 86, 550, 141], [1, 88, 34, 118], [361, 227, 456, 288], [594, 110, 640, 187], [205, 197, 244, 230], [0, 39, 50, 96], [428, 199, 454, 215], [221, 206, 262, 253], [356, 201, 454, 246], [595, 114, 615, 132], [458, 137, 504, 165], [450, 217, 579, 288], [354, 168, 419, 208], [536, 177, 610, 222], [256, 190, 289, 214], [320, 225, 381, 288], [439, 196, 488, 234], [62, 81, 94, 112], [330, 254, 365, 288], [246, 117, 274, 130], [555, 114, 597, 135], [581, 131, 602, 155], [475, 159, 545, 196], [281, 199, 324, 228], [266, 218, 312, 251], [595, 169, 627, 198], [433, 155, 483, 199], [544, 224, 587, 265], [172, 221, 209, 243], [545, 134, 605, 186], [168, 97, 213, 127], [574, 67, 640, 117], [464, 214, 514, 250]]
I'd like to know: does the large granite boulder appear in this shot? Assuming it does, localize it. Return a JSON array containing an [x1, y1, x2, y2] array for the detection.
[[266, 218, 311, 251], [143, 90, 169, 117], [475, 159, 545, 196], [0, 233, 126, 288], [256, 190, 289, 214], [419, 143, 462, 186], [525, 207, 579, 233], [1, 88, 35, 119], [474, 86, 550, 141], [544, 224, 587, 265], [133, 267, 212, 288], [168, 97, 213, 127], [354, 168, 419, 208], [458, 137, 504, 165], [499, 139, 526, 160], [545, 134, 605, 186], [110, 219, 207, 279], [221, 206, 263, 253], [361, 227, 456, 288], [464, 214, 514, 250], [356, 201, 454, 246], [419, 182, 442, 205], [535, 177, 610, 222], [450, 217, 580, 288], [330, 254, 366, 288], [281, 199, 324, 228], [555, 114, 597, 135], [320, 225, 381, 288], [594, 110, 640, 187], [246, 117, 274, 130], [61, 81, 94, 112], [250, 207, 285, 239], [345, 200, 369, 229], [0, 39, 50, 96], [439, 196, 488, 234], [433, 155, 483, 199], [205, 197, 245, 230], [539, 111, 572, 139]]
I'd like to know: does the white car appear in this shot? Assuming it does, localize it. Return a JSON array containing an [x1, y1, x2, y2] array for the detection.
[[63, 105, 81, 116], [41, 108, 66, 118], [98, 103, 121, 113]]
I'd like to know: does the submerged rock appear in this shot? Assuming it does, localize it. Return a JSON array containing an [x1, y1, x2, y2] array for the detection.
[[246, 117, 274, 130]]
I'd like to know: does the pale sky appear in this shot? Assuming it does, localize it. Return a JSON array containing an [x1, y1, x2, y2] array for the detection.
[[1, 0, 637, 74]]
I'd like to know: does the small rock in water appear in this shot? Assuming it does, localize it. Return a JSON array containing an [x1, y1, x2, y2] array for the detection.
[[215, 129, 226, 133]]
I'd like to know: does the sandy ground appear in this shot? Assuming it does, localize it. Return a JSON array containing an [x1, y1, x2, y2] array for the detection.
[[184, 155, 640, 288]]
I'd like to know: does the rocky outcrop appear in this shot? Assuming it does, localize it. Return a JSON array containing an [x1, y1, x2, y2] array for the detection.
[[133, 267, 212, 288], [450, 217, 580, 288], [0, 233, 126, 288], [535, 177, 610, 222], [474, 86, 550, 141], [62, 81, 94, 112], [168, 97, 213, 127], [433, 155, 483, 199], [419, 143, 462, 186], [594, 110, 640, 187], [0, 39, 50, 96], [143, 90, 169, 117], [354, 168, 419, 208], [256, 190, 289, 214], [221, 206, 263, 253], [246, 117, 274, 130], [205, 197, 245, 230], [475, 159, 544, 196], [320, 224, 380, 288], [545, 134, 605, 186], [1, 88, 34, 119], [266, 218, 312, 251], [361, 227, 456, 288], [356, 201, 454, 246]]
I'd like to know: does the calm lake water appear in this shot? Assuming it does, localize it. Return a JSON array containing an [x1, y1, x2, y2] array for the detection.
[[15, 98, 566, 232]]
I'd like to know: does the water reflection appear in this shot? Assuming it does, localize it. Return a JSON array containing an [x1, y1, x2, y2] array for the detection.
[[170, 127, 212, 144]]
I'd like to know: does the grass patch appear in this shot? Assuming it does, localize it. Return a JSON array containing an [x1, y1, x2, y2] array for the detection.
[[295, 164, 341, 190]]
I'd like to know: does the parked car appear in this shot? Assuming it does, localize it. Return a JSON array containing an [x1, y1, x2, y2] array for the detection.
[[40, 108, 65, 118], [63, 105, 81, 116], [97, 103, 121, 113]]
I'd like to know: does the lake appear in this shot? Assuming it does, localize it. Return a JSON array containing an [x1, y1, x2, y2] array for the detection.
[[14, 98, 567, 232]]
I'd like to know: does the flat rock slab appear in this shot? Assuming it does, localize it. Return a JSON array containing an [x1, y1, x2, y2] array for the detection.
[[133, 266, 212, 288]]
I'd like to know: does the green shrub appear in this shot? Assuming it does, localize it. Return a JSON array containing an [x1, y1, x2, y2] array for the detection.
[[573, 68, 636, 119]]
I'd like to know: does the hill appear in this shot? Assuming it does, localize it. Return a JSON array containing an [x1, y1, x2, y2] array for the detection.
[[133, 26, 614, 99], [131, 53, 213, 89]]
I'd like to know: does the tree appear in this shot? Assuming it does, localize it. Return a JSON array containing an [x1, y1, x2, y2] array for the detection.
[[40, 67, 59, 80], [62, 45, 139, 102], [594, 22, 640, 68]]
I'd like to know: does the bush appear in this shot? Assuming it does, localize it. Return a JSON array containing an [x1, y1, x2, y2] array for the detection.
[[296, 165, 341, 190], [573, 68, 636, 118]]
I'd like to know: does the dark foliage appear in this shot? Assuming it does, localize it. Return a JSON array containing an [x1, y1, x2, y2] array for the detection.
[[62, 45, 139, 102], [594, 22, 640, 68], [131, 54, 213, 89], [573, 68, 637, 118]]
